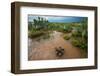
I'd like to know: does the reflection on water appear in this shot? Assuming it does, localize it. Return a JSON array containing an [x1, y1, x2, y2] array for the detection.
[[28, 31, 84, 60]]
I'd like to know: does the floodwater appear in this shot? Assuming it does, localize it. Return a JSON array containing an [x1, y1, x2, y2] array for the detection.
[[28, 31, 85, 60]]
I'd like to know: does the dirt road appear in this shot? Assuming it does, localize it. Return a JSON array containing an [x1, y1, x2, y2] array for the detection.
[[28, 31, 84, 60]]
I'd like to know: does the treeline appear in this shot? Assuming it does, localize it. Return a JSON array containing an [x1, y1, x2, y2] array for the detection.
[[28, 16, 76, 33], [28, 17, 49, 30]]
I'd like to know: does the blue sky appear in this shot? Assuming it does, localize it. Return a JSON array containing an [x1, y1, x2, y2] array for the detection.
[[28, 15, 86, 23]]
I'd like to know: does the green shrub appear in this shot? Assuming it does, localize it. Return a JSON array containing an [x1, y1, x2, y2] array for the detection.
[[63, 35, 70, 40], [72, 31, 81, 37], [80, 42, 87, 50], [71, 38, 87, 50], [71, 39, 81, 47], [62, 25, 72, 33], [28, 31, 45, 38]]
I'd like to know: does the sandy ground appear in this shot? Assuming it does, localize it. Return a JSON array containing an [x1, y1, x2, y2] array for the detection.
[[28, 31, 85, 60]]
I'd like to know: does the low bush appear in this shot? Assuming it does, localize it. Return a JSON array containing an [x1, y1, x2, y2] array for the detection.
[[80, 42, 87, 50], [72, 31, 81, 37], [71, 39, 81, 47], [63, 35, 70, 40], [71, 38, 87, 50], [28, 31, 45, 38]]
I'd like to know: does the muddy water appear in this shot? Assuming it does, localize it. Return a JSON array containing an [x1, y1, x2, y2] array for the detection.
[[28, 31, 84, 60]]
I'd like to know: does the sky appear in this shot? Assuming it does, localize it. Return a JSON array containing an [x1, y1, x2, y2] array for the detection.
[[28, 15, 87, 23]]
